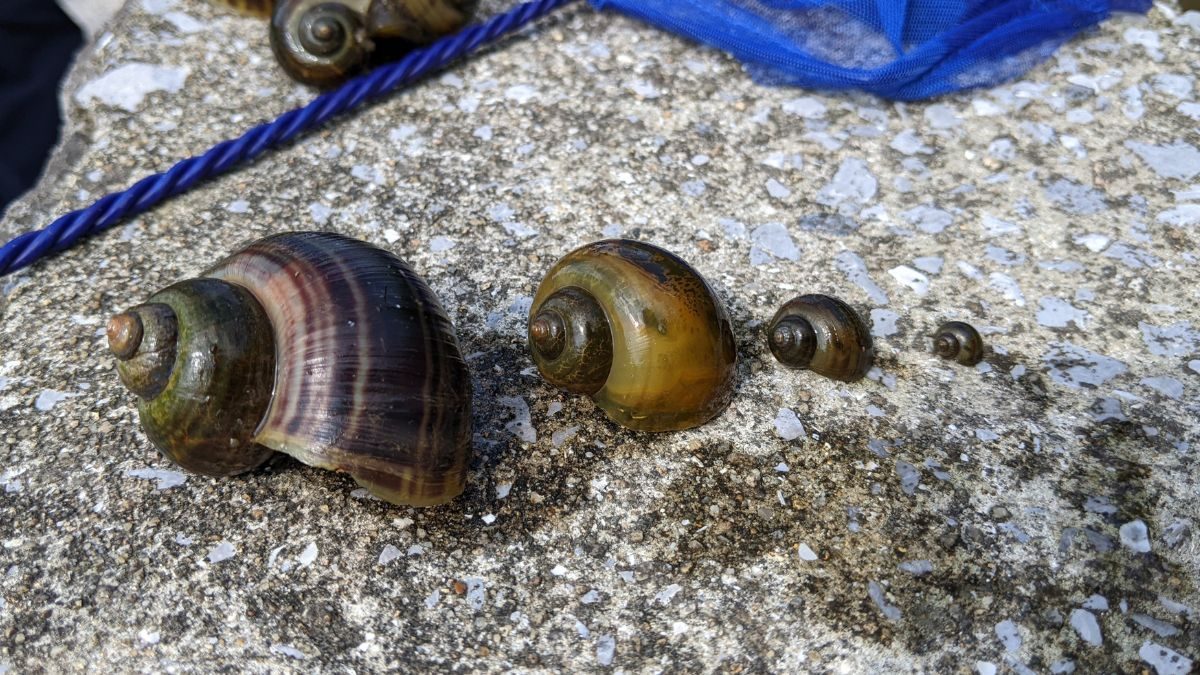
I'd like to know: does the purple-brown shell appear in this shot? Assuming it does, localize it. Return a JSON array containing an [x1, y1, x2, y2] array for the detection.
[[109, 232, 472, 506]]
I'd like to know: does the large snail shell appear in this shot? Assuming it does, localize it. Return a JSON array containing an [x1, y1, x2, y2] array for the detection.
[[767, 294, 873, 382], [270, 0, 372, 87], [109, 232, 472, 506], [528, 240, 737, 432], [364, 0, 473, 44]]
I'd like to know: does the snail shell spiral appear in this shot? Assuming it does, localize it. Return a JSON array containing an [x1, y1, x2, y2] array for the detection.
[[109, 232, 472, 506], [270, 0, 371, 87], [268, 0, 474, 86], [209, 0, 275, 17]]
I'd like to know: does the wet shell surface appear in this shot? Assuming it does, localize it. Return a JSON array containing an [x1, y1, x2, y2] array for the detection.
[[933, 320, 985, 366], [767, 294, 874, 382], [111, 232, 472, 506], [528, 239, 737, 432]]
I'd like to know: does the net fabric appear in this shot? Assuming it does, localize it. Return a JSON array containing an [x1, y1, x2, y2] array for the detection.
[[589, 0, 1151, 99]]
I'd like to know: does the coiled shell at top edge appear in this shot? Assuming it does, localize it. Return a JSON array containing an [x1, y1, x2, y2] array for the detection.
[[530, 239, 737, 432], [206, 231, 472, 506]]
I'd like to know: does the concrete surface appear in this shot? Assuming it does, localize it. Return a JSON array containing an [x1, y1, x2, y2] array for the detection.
[[1, 0, 1198, 671]]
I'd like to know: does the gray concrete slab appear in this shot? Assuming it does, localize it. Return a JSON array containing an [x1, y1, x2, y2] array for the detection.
[[0, 0, 1197, 671]]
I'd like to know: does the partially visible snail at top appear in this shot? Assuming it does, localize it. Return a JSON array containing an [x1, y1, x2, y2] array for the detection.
[[107, 232, 473, 506], [527, 240, 738, 432], [932, 320, 985, 366], [209, 0, 475, 87], [766, 294, 873, 382]]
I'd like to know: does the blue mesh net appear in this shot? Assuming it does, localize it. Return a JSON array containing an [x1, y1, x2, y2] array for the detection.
[[589, 0, 1150, 99]]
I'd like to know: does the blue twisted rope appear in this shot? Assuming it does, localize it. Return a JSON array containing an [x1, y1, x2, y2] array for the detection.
[[0, 0, 577, 277]]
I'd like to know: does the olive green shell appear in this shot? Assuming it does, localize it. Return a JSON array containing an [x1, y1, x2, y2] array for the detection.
[[767, 294, 873, 382], [111, 232, 472, 506], [117, 280, 277, 476], [529, 240, 737, 432], [933, 321, 985, 366]]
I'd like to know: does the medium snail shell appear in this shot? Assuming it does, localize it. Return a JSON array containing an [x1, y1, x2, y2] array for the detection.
[[270, 0, 371, 87], [932, 321, 984, 366], [767, 294, 873, 382], [108, 232, 472, 506], [528, 240, 737, 432]]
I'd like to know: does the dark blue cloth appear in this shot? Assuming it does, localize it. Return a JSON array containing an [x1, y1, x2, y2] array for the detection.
[[0, 0, 82, 215], [591, 0, 1150, 99]]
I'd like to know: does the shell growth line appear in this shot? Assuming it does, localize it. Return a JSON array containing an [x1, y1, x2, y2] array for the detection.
[[0, 0, 578, 277]]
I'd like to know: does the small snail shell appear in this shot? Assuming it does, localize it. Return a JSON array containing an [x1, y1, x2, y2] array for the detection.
[[365, 0, 473, 45], [270, 0, 371, 87], [767, 294, 873, 382], [108, 232, 472, 506], [932, 321, 984, 366], [528, 240, 737, 432]]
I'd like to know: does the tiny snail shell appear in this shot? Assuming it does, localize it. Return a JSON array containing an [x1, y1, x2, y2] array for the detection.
[[767, 294, 873, 382], [528, 240, 737, 432], [108, 232, 472, 506], [932, 321, 985, 366], [270, 0, 371, 87]]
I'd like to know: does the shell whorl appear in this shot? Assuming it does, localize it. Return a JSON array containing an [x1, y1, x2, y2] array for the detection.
[[365, 0, 473, 44], [207, 232, 472, 506], [112, 279, 278, 477]]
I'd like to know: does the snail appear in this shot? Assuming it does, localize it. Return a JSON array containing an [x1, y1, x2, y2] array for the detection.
[[932, 321, 984, 366], [270, 0, 371, 87], [767, 294, 873, 382], [240, 0, 475, 86], [527, 240, 737, 432], [107, 232, 472, 506]]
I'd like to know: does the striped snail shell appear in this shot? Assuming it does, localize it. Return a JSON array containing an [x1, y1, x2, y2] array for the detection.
[[528, 240, 737, 432], [767, 294, 873, 382], [107, 232, 472, 506], [932, 321, 984, 366]]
